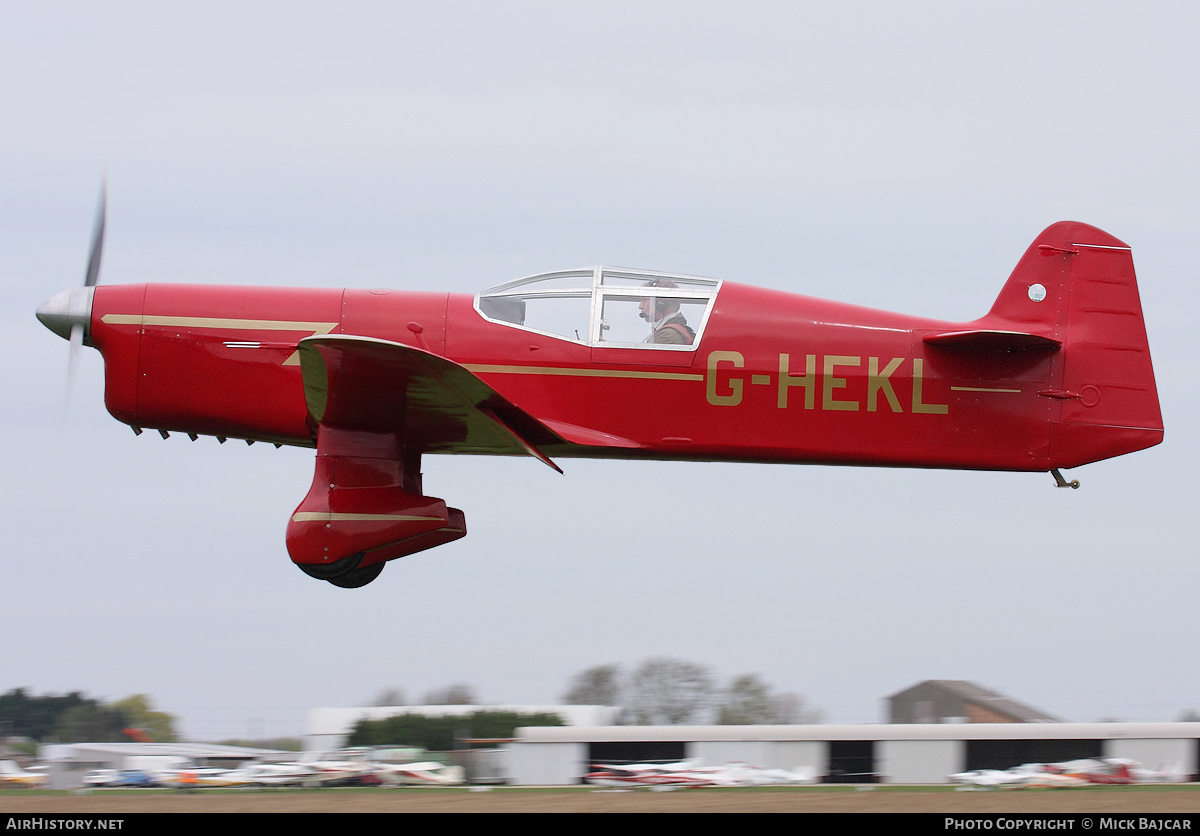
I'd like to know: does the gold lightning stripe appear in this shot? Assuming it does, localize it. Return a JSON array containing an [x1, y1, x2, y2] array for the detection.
[[291, 512, 443, 523], [101, 314, 338, 365], [464, 363, 703, 382], [102, 314, 337, 331], [951, 386, 1022, 393]]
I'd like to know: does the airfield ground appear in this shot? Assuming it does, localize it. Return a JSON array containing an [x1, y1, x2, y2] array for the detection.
[[3, 786, 1200, 813]]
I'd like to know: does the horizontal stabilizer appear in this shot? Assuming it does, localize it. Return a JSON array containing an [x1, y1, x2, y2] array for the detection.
[[298, 335, 564, 470], [923, 329, 1061, 351]]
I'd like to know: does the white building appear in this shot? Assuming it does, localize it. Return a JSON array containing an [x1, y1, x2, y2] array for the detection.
[[504, 722, 1200, 785]]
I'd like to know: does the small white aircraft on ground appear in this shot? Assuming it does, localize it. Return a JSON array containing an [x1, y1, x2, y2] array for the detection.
[[586, 759, 818, 788], [950, 757, 1186, 788], [374, 761, 466, 786], [0, 760, 48, 788]]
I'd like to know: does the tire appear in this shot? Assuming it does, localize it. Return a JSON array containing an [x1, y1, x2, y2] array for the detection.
[[296, 552, 363, 581], [326, 561, 385, 588]]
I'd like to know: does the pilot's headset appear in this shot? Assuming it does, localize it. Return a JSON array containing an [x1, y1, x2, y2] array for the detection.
[[641, 278, 679, 320]]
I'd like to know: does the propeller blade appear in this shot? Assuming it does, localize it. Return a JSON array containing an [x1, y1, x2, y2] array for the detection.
[[83, 177, 106, 288], [52, 178, 106, 419], [65, 322, 84, 404]]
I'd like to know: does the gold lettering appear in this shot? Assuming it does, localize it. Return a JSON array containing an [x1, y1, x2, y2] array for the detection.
[[706, 351, 744, 406], [912, 358, 948, 414], [778, 353, 816, 409], [822, 355, 860, 411], [868, 357, 903, 412]]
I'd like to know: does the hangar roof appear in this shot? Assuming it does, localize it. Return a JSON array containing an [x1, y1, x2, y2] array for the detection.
[[514, 722, 1200, 743]]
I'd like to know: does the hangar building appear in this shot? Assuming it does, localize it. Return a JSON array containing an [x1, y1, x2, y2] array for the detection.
[[504, 722, 1199, 785]]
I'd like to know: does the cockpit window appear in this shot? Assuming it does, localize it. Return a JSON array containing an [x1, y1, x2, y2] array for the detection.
[[600, 270, 720, 293], [476, 267, 719, 349], [598, 295, 707, 344]]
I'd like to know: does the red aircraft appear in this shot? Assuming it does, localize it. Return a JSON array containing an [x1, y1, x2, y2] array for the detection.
[[38, 193, 1163, 587]]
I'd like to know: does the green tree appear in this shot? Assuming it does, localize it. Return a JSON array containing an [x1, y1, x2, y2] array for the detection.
[[0, 689, 180, 743], [348, 710, 563, 750], [112, 695, 178, 742], [55, 703, 128, 742], [216, 737, 303, 751], [0, 688, 94, 741]]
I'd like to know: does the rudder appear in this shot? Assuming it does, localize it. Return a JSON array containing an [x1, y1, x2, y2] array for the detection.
[[984, 222, 1163, 467]]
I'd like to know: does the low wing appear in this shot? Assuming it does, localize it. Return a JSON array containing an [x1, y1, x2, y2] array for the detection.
[[298, 335, 565, 471]]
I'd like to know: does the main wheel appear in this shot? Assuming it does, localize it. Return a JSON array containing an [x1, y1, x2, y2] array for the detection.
[[326, 561, 385, 588], [296, 552, 363, 581]]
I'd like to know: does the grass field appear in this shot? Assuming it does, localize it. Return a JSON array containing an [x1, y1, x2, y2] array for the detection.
[[3, 785, 1200, 813]]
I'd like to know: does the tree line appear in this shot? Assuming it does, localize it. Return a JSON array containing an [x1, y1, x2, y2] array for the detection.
[[561, 658, 821, 725], [364, 657, 820, 732], [348, 710, 564, 750], [0, 689, 177, 743]]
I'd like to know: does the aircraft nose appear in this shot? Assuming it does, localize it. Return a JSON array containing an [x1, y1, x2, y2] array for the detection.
[[36, 286, 95, 341]]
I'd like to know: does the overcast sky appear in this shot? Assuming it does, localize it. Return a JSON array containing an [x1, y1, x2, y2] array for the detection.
[[3, 1, 1198, 742]]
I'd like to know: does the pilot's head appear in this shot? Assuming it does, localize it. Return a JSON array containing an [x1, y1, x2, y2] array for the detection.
[[639, 278, 680, 324]]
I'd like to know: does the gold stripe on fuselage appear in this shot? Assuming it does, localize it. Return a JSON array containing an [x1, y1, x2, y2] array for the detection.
[[463, 363, 704, 382], [291, 512, 443, 523], [100, 314, 338, 365]]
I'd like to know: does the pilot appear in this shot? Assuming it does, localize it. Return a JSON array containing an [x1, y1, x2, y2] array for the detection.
[[639, 279, 695, 345]]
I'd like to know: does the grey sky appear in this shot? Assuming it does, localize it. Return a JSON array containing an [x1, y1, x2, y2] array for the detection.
[[3, 2, 1197, 740]]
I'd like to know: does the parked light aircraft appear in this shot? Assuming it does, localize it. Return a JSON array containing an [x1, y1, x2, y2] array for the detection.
[[586, 759, 818, 787], [38, 189, 1163, 587], [0, 760, 48, 788], [949, 757, 1186, 788], [374, 761, 466, 786], [153, 756, 463, 788]]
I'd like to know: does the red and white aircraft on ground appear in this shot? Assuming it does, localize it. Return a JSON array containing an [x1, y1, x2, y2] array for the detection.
[[949, 757, 1186, 788], [587, 759, 818, 787], [38, 190, 1163, 587]]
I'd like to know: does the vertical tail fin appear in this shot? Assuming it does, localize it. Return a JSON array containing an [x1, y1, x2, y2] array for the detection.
[[984, 222, 1163, 466]]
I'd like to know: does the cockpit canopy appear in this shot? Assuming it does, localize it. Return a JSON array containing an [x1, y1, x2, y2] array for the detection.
[[475, 267, 720, 350]]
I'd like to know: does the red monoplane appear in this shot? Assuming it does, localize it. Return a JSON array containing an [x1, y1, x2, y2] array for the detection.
[[39, 190, 1163, 587]]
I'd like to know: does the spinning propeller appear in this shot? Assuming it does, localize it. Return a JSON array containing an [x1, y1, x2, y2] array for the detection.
[[37, 179, 106, 395]]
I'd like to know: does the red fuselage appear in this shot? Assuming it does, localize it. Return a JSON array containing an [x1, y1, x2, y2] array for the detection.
[[87, 280, 1158, 472]]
